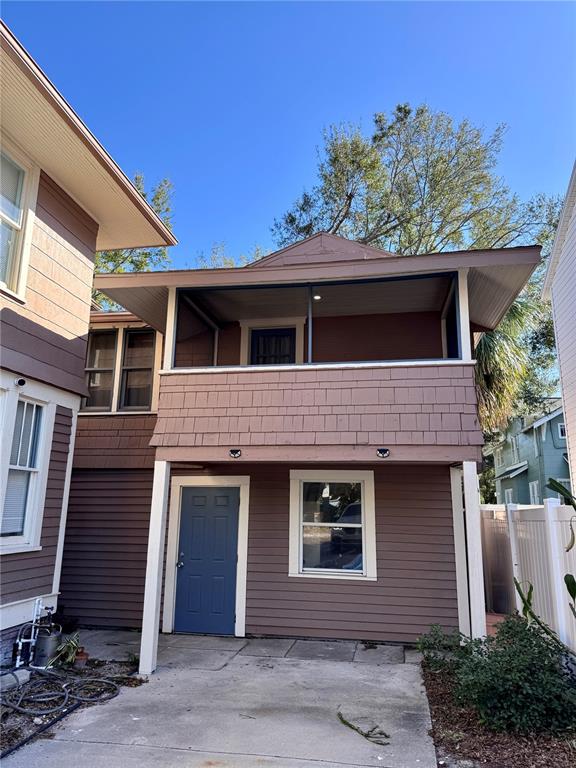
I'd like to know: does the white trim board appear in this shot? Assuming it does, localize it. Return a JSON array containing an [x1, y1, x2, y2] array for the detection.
[[0, 593, 59, 630], [162, 475, 251, 638], [161, 358, 476, 376]]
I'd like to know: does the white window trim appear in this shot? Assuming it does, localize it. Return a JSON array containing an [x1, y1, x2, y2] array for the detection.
[[0, 390, 55, 554], [0, 134, 40, 302], [162, 475, 250, 637], [288, 469, 377, 581], [79, 325, 162, 415], [239, 317, 306, 366], [529, 480, 540, 505], [533, 430, 539, 458], [504, 488, 514, 505], [558, 423, 566, 440], [494, 447, 504, 468]]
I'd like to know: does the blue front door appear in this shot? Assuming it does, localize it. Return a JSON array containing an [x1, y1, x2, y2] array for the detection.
[[174, 487, 239, 635]]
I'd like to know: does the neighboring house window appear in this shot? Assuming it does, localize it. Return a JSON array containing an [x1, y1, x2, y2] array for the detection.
[[0, 394, 53, 551], [510, 436, 520, 464], [81, 327, 157, 413], [494, 448, 504, 468], [288, 470, 377, 580], [529, 481, 540, 505], [250, 327, 296, 365], [504, 488, 514, 505], [0, 143, 38, 297], [558, 423, 566, 439], [84, 330, 117, 410], [119, 329, 155, 410]]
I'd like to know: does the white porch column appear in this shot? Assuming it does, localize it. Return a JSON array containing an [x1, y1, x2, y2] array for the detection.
[[139, 460, 170, 675], [163, 287, 177, 370], [457, 268, 472, 362], [450, 466, 471, 636], [462, 460, 486, 637]]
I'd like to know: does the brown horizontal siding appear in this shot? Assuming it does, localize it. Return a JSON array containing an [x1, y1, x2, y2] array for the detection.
[[311, 312, 443, 362], [154, 364, 482, 453], [0, 172, 97, 395], [74, 414, 157, 470], [59, 470, 153, 628], [170, 462, 458, 644], [0, 406, 72, 608]]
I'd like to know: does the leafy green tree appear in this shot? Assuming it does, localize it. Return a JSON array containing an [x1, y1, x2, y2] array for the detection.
[[273, 105, 561, 429], [195, 242, 268, 269], [94, 174, 173, 305]]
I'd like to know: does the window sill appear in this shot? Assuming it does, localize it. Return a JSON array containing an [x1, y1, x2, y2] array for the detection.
[[288, 571, 376, 582], [0, 284, 26, 305], [0, 544, 42, 556]]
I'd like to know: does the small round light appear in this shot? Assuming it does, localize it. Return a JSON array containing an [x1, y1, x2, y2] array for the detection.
[[313, 294, 322, 301]]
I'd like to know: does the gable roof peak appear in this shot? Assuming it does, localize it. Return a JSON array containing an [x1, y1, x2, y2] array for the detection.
[[247, 231, 395, 269]]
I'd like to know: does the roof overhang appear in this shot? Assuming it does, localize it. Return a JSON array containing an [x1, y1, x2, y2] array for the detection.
[[94, 244, 541, 333], [0, 22, 177, 251], [497, 461, 529, 480], [523, 406, 563, 432]]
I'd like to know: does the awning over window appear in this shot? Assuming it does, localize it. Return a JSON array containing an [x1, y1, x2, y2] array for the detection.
[[497, 461, 528, 480]]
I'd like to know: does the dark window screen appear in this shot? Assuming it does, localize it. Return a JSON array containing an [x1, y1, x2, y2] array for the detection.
[[250, 327, 296, 365]]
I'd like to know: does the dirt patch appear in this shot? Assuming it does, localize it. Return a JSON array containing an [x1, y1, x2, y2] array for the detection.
[[422, 663, 576, 768], [1, 660, 144, 757]]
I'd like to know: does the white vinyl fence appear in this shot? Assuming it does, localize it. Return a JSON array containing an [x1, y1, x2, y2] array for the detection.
[[481, 499, 576, 650]]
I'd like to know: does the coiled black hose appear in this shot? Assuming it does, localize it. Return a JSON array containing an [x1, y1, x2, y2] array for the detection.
[[0, 666, 120, 716]]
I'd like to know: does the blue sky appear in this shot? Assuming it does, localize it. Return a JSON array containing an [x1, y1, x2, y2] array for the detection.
[[4, 1, 576, 268]]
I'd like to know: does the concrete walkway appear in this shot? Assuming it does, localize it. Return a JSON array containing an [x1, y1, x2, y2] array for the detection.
[[5, 631, 435, 768]]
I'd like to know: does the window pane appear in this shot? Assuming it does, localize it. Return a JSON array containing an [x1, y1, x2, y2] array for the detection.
[[123, 330, 154, 367], [1, 469, 30, 536], [250, 328, 296, 365], [87, 331, 116, 369], [28, 406, 43, 468], [0, 152, 24, 224], [302, 481, 362, 524], [85, 370, 113, 408], [9, 400, 25, 465], [0, 219, 19, 285], [18, 402, 34, 467], [302, 525, 363, 571], [120, 369, 152, 409]]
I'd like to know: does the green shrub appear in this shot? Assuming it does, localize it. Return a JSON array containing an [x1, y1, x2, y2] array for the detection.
[[455, 615, 576, 734], [417, 624, 467, 670]]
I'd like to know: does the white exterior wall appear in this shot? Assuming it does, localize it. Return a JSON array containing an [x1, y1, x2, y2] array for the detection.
[[546, 162, 576, 488]]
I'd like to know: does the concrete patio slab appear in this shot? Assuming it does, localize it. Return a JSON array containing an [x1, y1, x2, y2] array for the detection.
[[156, 646, 237, 670], [5, 655, 434, 768], [159, 633, 247, 651], [286, 639, 356, 662], [353, 643, 405, 664], [238, 637, 296, 657]]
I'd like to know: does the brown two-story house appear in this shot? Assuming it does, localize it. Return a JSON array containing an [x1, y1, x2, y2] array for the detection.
[[0, 23, 175, 662], [65, 232, 540, 674]]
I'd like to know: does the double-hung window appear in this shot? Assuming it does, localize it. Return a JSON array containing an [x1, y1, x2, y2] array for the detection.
[[289, 470, 377, 580], [510, 436, 520, 464], [529, 480, 540, 505], [1, 399, 44, 543], [0, 151, 26, 292], [84, 330, 117, 410], [82, 327, 157, 412], [119, 329, 155, 409]]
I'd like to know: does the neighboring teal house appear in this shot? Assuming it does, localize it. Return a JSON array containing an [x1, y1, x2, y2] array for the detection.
[[490, 403, 570, 505]]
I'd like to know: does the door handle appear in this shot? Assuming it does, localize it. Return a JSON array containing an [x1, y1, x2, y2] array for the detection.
[[177, 552, 184, 569]]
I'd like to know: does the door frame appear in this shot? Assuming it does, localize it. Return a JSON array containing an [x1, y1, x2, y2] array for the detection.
[[162, 475, 250, 637]]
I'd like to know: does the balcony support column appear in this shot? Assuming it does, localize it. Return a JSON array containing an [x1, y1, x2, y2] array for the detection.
[[457, 268, 472, 362], [462, 460, 486, 638]]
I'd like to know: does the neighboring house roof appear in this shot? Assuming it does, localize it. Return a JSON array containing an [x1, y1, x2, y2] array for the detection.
[[0, 22, 177, 251], [94, 235, 541, 333], [543, 159, 576, 299], [497, 461, 528, 480], [523, 406, 563, 432]]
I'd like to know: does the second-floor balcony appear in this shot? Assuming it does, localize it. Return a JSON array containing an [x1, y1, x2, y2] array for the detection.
[[93, 234, 540, 462]]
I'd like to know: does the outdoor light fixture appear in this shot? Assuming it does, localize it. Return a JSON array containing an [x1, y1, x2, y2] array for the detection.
[[313, 294, 322, 301], [229, 448, 242, 459], [376, 448, 390, 459]]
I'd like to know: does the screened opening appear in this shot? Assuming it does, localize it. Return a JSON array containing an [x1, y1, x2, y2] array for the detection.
[[83, 330, 117, 410], [119, 329, 155, 410]]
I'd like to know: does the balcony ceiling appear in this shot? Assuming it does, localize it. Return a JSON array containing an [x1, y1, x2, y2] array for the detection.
[[95, 244, 541, 333]]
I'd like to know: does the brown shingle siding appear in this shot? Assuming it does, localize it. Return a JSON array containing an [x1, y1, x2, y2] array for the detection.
[[74, 414, 157, 470]]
